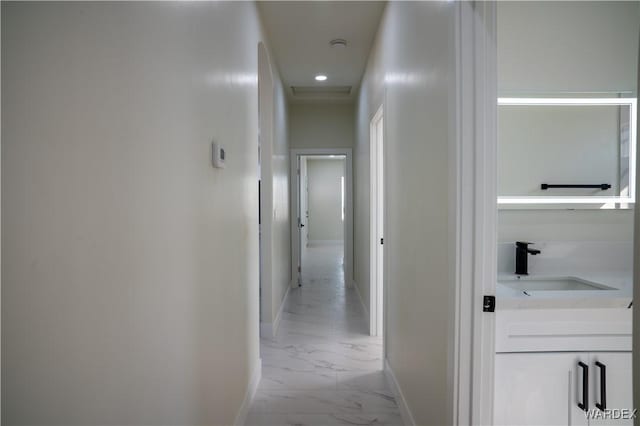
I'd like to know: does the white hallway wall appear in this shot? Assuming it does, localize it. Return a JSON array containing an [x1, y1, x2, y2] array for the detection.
[[1, 2, 288, 424], [258, 43, 291, 336], [355, 2, 455, 424], [497, 1, 639, 243], [289, 103, 355, 150], [269, 80, 291, 324], [307, 158, 345, 242]]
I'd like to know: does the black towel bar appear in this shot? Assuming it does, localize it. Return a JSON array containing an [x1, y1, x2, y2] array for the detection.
[[540, 183, 611, 190]]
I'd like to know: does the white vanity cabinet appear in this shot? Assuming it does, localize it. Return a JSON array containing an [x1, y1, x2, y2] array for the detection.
[[495, 352, 588, 425], [495, 352, 632, 426], [588, 352, 633, 426]]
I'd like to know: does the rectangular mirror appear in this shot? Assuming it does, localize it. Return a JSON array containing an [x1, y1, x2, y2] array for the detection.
[[497, 97, 637, 207]]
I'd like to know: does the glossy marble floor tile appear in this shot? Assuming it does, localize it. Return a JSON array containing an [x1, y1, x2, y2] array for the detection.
[[248, 245, 402, 425]]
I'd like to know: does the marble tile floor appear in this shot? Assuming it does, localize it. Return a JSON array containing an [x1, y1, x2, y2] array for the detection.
[[247, 244, 403, 426]]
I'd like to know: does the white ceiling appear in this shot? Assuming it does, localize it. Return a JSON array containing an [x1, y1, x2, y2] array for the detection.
[[257, 1, 386, 103]]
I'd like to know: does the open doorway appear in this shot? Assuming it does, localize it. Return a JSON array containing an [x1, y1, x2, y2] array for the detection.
[[369, 105, 384, 337], [298, 155, 346, 286], [291, 149, 353, 289], [491, 3, 638, 425]]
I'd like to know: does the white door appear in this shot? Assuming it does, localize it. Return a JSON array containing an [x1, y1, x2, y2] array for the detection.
[[300, 157, 309, 249], [589, 352, 633, 425], [494, 352, 589, 426], [297, 156, 311, 284], [296, 155, 303, 285], [369, 106, 384, 337]]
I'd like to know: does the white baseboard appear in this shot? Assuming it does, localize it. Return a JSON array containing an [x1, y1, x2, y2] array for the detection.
[[384, 358, 416, 426], [273, 284, 291, 334], [259, 284, 291, 338], [234, 358, 262, 426], [259, 321, 273, 338], [307, 239, 343, 247], [352, 280, 368, 317]]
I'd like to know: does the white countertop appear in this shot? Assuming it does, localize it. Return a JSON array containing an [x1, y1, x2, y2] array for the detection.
[[496, 271, 633, 310]]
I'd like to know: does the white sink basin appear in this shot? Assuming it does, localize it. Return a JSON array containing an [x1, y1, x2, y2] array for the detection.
[[498, 276, 615, 292]]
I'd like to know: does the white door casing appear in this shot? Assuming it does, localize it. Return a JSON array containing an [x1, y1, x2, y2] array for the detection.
[[300, 157, 309, 249], [370, 105, 384, 337], [450, 1, 497, 425], [290, 149, 353, 288]]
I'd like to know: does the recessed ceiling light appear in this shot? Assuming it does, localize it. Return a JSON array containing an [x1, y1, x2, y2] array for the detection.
[[330, 38, 348, 48], [315, 75, 328, 81]]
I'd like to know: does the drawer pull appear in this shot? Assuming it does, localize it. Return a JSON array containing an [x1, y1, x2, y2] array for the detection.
[[595, 361, 607, 411], [578, 361, 588, 412]]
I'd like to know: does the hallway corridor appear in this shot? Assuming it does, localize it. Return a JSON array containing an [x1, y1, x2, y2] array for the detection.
[[246, 245, 403, 425]]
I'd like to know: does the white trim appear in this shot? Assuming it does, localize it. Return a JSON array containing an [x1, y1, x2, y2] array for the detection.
[[472, 3, 497, 424], [384, 359, 415, 426], [633, 40, 640, 417], [260, 284, 291, 338], [497, 97, 637, 205], [306, 239, 343, 246], [258, 42, 276, 341], [352, 280, 369, 319], [450, 5, 470, 423], [234, 359, 262, 426], [276, 283, 291, 334], [369, 104, 384, 338], [381, 99, 389, 367], [290, 148, 353, 289], [450, 2, 496, 425], [259, 322, 273, 339]]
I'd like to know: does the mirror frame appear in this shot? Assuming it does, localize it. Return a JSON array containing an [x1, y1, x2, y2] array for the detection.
[[497, 97, 637, 206]]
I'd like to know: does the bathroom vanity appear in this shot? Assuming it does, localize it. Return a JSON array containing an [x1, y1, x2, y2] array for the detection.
[[493, 2, 638, 422], [494, 93, 636, 425], [494, 268, 633, 425]]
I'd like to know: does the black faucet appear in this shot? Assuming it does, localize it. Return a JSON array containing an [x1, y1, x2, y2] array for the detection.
[[515, 241, 541, 275]]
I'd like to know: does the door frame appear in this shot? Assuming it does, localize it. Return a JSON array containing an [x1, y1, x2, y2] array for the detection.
[[290, 148, 353, 288], [258, 42, 275, 336], [369, 105, 384, 337], [450, 2, 497, 425], [299, 157, 309, 250]]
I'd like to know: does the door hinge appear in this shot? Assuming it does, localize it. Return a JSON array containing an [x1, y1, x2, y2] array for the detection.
[[380, 238, 384, 245], [483, 295, 495, 312], [297, 266, 301, 273]]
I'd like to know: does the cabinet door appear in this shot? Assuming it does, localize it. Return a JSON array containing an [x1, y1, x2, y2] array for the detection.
[[495, 353, 589, 426], [589, 352, 633, 425]]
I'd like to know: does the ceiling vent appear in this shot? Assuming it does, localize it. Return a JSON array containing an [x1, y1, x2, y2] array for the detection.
[[290, 85, 352, 98]]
